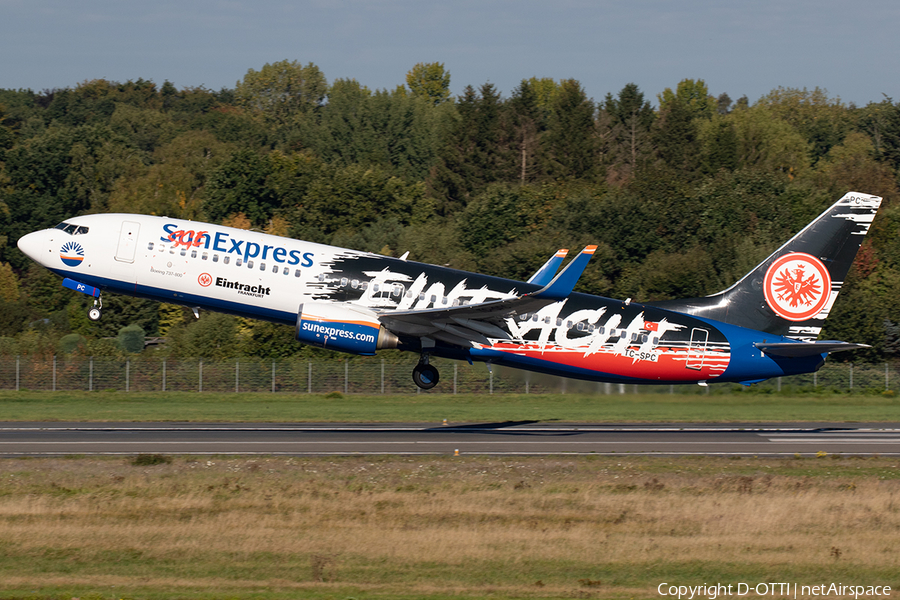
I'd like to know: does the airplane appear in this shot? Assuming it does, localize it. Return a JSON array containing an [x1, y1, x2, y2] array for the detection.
[[16, 191, 881, 390]]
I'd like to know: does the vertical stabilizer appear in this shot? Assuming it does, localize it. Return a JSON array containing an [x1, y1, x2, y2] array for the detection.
[[650, 192, 882, 340]]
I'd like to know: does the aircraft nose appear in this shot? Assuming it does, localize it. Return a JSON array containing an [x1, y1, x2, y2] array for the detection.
[[17, 231, 46, 262]]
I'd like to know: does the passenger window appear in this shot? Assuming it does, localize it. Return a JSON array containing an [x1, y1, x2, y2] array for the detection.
[[577, 322, 585, 332], [341, 278, 348, 287], [202, 252, 208, 261], [272, 265, 279, 273], [294, 269, 301, 277], [180, 248, 187, 256], [372, 283, 380, 293], [442, 296, 448, 305], [430, 294, 436, 303], [222, 256, 228, 264], [147, 242, 155, 250], [236, 258, 242, 267], [556, 318, 563, 327], [360, 282, 368, 290], [169, 247, 175, 254], [351, 280, 359, 289], [598, 327, 605, 335], [247, 260, 253, 269], [260, 263, 265, 271], [191, 250, 197, 259]]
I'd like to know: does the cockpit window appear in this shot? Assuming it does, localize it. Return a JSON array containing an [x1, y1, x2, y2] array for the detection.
[[53, 222, 89, 235]]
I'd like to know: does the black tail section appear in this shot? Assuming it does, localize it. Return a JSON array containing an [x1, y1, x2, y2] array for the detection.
[[650, 192, 882, 341]]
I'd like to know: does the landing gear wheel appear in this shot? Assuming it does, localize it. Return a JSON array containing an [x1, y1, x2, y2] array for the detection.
[[88, 307, 102, 321], [413, 363, 440, 390]]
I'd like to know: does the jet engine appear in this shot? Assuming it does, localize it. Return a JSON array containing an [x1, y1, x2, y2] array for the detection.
[[296, 301, 398, 355]]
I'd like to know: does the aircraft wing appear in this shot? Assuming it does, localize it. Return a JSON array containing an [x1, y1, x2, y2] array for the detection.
[[527, 249, 568, 286], [378, 245, 597, 347]]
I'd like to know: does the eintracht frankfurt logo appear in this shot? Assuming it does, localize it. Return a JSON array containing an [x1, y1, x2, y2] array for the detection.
[[763, 253, 831, 321], [198, 273, 212, 287]]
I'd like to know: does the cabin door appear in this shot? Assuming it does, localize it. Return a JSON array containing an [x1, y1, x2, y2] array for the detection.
[[686, 327, 709, 371], [115, 221, 140, 263]]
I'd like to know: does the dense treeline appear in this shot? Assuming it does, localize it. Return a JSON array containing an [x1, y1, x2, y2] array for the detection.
[[2, 61, 900, 363]]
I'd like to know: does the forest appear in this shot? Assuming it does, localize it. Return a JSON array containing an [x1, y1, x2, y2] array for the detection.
[[1, 60, 899, 363]]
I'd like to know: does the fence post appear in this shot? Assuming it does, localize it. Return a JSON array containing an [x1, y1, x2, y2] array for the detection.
[[308, 361, 312, 394], [490, 369, 494, 395], [15, 356, 19, 392], [814, 371, 817, 389], [89, 356, 93, 392], [344, 359, 349, 394], [381, 359, 385, 394], [235, 359, 239, 393], [199, 359, 203, 393], [777, 377, 781, 392], [126, 359, 130, 393], [272, 361, 276, 393], [162, 359, 166, 392], [52, 355, 57, 392], [849, 363, 853, 391], [525, 372, 529, 395], [886, 362, 889, 391]]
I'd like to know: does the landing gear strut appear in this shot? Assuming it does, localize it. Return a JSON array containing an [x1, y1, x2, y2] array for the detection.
[[412, 356, 440, 390], [88, 296, 103, 321]]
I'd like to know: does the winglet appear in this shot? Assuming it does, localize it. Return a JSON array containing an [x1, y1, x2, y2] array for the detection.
[[527, 249, 568, 286], [529, 245, 596, 300]]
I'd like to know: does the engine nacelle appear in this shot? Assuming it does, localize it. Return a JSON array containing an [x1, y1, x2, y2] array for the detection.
[[296, 301, 398, 355]]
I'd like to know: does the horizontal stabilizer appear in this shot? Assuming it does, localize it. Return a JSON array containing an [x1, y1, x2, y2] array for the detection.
[[754, 341, 870, 358]]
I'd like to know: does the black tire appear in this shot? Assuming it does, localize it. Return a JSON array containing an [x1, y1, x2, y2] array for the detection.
[[412, 363, 440, 390]]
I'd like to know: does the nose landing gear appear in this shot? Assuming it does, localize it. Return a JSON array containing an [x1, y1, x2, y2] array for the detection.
[[88, 296, 103, 321], [412, 356, 440, 390]]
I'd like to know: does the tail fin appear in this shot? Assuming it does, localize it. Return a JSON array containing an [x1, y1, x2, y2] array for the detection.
[[650, 192, 882, 341]]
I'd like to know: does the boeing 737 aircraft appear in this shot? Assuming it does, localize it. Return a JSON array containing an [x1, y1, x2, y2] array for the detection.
[[17, 191, 881, 389]]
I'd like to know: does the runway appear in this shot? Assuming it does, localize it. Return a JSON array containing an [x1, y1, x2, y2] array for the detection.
[[1, 421, 899, 456]]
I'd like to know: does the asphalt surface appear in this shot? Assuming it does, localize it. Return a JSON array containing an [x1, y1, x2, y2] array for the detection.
[[1, 421, 899, 456]]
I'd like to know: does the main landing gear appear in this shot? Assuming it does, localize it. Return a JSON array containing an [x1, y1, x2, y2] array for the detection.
[[88, 296, 103, 321], [412, 356, 440, 390]]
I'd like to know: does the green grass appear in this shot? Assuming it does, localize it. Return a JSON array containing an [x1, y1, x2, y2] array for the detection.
[[0, 455, 898, 600], [0, 389, 899, 422]]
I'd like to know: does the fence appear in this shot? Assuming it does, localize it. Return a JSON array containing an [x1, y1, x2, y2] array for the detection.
[[0, 356, 896, 394]]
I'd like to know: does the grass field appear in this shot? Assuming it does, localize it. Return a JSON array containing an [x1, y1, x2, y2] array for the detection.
[[1, 390, 900, 423], [1, 392, 898, 599], [0, 454, 897, 599]]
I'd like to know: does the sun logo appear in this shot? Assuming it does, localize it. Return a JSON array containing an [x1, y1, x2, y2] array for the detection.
[[764, 253, 831, 321], [60, 241, 85, 267]]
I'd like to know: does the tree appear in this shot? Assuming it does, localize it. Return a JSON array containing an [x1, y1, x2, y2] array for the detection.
[[405, 62, 451, 105], [542, 79, 596, 180], [601, 83, 655, 182], [658, 79, 716, 121], [234, 60, 327, 123]]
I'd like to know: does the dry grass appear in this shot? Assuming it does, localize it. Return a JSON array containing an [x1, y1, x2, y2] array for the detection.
[[0, 455, 898, 599]]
